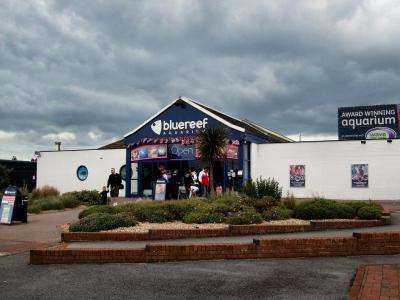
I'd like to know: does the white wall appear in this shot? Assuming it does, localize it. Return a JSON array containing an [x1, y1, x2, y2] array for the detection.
[[251, 139, 400, 201], [37, 149, 126, 194]]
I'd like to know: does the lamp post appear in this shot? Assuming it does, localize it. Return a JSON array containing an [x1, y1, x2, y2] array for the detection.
[[55, 141, 61, 151]]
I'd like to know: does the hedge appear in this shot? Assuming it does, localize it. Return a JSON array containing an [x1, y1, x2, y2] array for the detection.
[[294, 198, 383, 220], [357, 205, 383, 220]]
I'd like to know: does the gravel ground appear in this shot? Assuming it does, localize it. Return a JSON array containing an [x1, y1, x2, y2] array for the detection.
[[109, 219, 310, 233], [62, 219, 310, 233]]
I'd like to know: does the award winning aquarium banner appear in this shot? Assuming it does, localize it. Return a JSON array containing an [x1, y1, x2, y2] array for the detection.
[[131, 145, 168, 161], [351, 164, 368, 188], [338, 104, 400, 140], [290, 165, 305, 187]]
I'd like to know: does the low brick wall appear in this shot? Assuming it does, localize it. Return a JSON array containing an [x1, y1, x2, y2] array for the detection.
[[62, 217, 389, 242], [31, 231, 400, 265]]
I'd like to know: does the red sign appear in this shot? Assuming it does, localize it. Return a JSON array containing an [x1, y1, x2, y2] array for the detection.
[[226, 145, 238, 159]]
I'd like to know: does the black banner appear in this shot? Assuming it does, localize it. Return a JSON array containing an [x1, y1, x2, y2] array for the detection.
[[338, 104, 400, 140]]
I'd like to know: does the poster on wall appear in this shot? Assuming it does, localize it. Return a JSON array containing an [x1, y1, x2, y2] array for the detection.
[[351, 164, 369, 188], [290, 165, 305, 187], [338, 104, 400, 140], [131, 145, 168, 161]]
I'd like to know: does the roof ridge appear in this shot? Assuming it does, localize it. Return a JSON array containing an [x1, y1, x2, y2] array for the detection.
[[241, 119, 293, 142]]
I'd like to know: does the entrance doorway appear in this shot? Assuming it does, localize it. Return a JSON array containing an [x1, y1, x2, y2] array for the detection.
[[138, 160, 226, 197]]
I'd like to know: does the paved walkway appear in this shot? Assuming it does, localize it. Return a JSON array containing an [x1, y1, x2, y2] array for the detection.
[[0, 208, 83, 255], [348, 264, 400, 300]]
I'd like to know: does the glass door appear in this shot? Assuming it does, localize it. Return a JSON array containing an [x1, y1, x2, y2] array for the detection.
[[141, 162, 155, 197], [131, 162, 138, 195]]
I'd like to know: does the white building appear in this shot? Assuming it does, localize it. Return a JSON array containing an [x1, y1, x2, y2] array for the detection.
[[36, 97, 400, 201]]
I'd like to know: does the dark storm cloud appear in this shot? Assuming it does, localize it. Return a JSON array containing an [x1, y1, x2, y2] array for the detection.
[[0, 0, 400, 158]]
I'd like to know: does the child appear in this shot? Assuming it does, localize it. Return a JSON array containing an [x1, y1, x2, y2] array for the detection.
[[216, 183, 223, 196], [100, 186, 109, 205]]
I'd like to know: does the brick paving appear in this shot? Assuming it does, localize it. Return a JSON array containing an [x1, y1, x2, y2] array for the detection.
[[348, 264, 400, 300]]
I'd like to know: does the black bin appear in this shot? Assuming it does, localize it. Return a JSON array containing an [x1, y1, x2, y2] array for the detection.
[[0, 186, 28, 224]]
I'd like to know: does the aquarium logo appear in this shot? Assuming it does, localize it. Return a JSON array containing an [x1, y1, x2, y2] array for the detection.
[[151, 120, 162, 135], [150, 118, 208, 135]]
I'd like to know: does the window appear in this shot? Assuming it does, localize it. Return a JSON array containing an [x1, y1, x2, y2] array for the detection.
[[120, 165, 127, 181], [76, 165, 88, 181]]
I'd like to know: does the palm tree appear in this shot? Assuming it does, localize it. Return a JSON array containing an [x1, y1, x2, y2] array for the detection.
[[196, 126, 228, 195]]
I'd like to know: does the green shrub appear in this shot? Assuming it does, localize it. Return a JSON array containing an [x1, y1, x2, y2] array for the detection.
[[182, 209, 225, 224], [63, 190, 102, 205], [164, 199, 205, 220], [225, 207, 263, 225], [346, 201, 383, 215], [28, 196, 64, 213], [130, 203, 175, 223], [241, 196, 276, 213], [206, 202, 233, 216], [283, 193, 297, 210], [28, 204, 42, 214], [211, 195, 247, 212], [256, 177, 282, 200], [243, 177, 282, 201], [60, 194, 81, 209], [69, 213, 138, 232], [31, 185, 60, 199], [294, 198, 356, 220], [357, 205, 383, 220], [243, 180, 257, 198], [331, 203, 357, 219], [79, 205, 117, 219], [262, 207, 293, 221]]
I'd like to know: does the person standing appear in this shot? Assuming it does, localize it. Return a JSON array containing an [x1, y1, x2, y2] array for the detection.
[[107, 168, 122, 199], [100, 186, 109, 205], [202, 169, 210, 197], [170, 169, 180, 199], [189, 168, 199, 198], [198, 167, 209, 197], [183, 168, 192, 195]]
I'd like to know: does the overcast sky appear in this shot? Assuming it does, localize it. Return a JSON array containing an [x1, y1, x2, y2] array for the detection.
[[1, 0, 399, 160]]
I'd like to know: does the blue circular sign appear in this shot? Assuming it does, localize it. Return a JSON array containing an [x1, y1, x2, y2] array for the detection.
[[77, 165, 88, 181]]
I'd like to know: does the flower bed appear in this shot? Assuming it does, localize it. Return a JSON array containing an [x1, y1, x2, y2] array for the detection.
[[69, 195, 385, 233]]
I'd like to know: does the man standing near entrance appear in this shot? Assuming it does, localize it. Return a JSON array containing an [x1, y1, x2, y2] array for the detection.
[[107, 168, 122, 199]]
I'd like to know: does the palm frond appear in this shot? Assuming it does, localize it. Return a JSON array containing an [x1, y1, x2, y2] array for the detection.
[[196, 126, 228, 161]]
